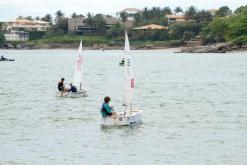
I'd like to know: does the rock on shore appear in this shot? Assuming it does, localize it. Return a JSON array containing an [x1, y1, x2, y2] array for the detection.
[[178, 43, 245, 53]]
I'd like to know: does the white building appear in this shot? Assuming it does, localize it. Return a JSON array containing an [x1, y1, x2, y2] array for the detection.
[[3, 19, 50, 41], [4, 31, 29, 41], [116, 8, 141, 21]]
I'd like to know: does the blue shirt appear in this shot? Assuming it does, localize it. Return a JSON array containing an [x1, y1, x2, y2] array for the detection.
[[68, 86, 77, 92]]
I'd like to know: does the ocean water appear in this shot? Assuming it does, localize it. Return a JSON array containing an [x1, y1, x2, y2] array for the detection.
[[0, 49, 246, 165]]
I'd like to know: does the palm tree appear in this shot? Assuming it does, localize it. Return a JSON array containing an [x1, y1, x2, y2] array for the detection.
[[174, 7, 183, 15], [185, 6, 197, 21], [71, 12, 78, 18], [94, 14, 106, 35], [142, 7, 149, 21], [84, 12, 95, 27], [215, 6, 232, 17], [41, 14, 52, 24], [55, 10, 64, 23], [134, 13, 142, 25], [163, 6, 172, 15], [0, 22, 3, 32], [120, 12, 128, 27], [25, 16, 33, 21], [195, 10, 212, 23], [83, 13, 95, 34]]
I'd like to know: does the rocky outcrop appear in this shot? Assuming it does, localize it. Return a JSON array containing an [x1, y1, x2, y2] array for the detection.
[[178, 43, 244, 53]]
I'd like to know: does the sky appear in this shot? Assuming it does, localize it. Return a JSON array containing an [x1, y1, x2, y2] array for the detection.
[[0, 0, 246, 21]]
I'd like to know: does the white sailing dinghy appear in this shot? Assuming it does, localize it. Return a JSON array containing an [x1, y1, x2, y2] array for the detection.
[[56, 40, 87, 98], [101, 32, 142, 126]]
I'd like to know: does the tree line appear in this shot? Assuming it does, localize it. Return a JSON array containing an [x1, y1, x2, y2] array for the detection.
[[0, 5, 247, 47]]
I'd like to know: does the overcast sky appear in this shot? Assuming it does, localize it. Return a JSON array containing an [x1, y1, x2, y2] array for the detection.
[[0, 0, 246, 21]]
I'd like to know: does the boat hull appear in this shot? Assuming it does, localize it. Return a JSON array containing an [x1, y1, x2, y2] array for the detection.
[[56, 89, 87, 98], [0, 59, 15, 61], [101, 109, 142, 126]]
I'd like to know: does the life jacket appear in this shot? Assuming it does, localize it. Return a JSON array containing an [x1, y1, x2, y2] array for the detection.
[[101, 103, 107, 113], [100, 103, 111, 117]]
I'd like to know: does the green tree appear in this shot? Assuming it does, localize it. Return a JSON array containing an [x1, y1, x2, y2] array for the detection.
[[133, 13, 142, 25], [174, 7, 183, 15], [25, 16, 33, 20], [169, 22, 202, 40], [35, 16, 40, 20], [84, 13, 95, 27], [235, 5, 246, 14], [147, 30, 170, 41], [0, 33, 6, 45], [94, 14, 106, 35], [55, 18, 68, 34], [227, 6, 247, 46], [215, 6, 232, 17], [195, 10, 212, 23], [41, 14, 52, 24], [120, 12, 128, 27], [71, 12, 79, 18], [107, 22, 125, 37], [55, 10, 65, 23], [0, 22, 3, 32], [209, 18, 228, 42], [201, 17, 229, 43], [163, 7, 172, 15], [137, 7, 166, 25], [185, 6, 197, 21]]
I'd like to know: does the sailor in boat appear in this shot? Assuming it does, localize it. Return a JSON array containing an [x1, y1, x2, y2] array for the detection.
[[57, 78, 69, 93], [120, 58, 125, 64], [100, 96, 117, 118], [1, 55, 6, 61], [68, 83, 77, 93]]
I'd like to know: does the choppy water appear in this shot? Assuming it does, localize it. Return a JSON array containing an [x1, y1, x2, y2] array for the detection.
[[0, 49, 247, 164]]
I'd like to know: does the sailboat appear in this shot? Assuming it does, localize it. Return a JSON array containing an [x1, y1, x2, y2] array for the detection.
[[101, 31, 142, 126], [56, 39, 87, 98]]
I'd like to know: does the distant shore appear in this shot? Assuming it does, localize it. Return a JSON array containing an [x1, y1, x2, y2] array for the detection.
[[1, 42, 246, 53], [0, 42, 177, 50]]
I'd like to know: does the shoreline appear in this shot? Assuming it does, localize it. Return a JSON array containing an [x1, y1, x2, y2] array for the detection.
[[0, 43, 179, 50], [1, 42, 247, 53]]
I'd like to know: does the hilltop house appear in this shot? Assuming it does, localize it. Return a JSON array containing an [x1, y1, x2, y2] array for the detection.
[[2, 19, 50, 41], [116, 8, 141, 21], [68, 15, 121, 34], [207, 9, 218, 16], [166, 15, 186, 24]]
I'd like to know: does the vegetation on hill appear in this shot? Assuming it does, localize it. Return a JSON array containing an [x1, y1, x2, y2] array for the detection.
[[201, 5, 247, 46], [1, 5, 247, 48]]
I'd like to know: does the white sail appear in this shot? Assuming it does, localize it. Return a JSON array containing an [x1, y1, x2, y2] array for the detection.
[[73, 40, 84, 90], [123, 31, 134, 107]]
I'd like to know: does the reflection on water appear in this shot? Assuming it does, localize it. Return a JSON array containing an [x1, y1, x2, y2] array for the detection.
[[0, 49, 247, 164]]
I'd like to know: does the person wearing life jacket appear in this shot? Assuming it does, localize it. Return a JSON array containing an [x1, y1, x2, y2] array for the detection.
[[58, 78, 65, 91], [1, 55, 6, 61], [68, 83, 77, 93], [100, 96, 117, 117], [57, 78, 70, 96]]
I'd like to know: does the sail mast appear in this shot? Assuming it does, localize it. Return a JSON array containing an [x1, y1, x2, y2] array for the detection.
[[123, 31, 134, 112], [73, 39, 83, 90]]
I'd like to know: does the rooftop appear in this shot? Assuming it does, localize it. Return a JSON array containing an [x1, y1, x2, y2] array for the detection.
[[166, 15, 185, 19], [7, 18, 49, 25], [133, 24, 168, 30]]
